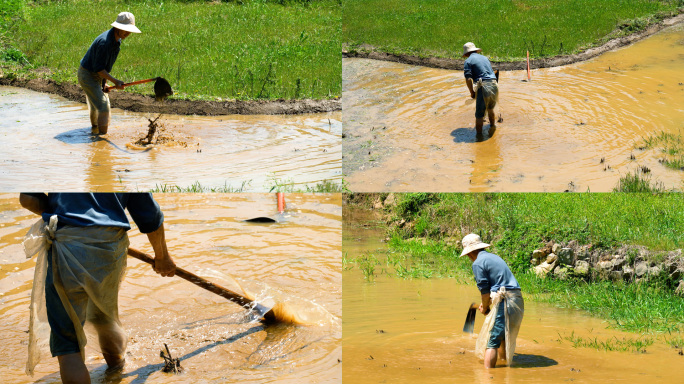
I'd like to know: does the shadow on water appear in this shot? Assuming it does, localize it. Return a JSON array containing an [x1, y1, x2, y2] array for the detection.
[[54, 128, 151, 153], [511, 353, 559, 368], [35, 321, 327, 384], [450, 126, 496, 143], [85, 325, 265, 384]]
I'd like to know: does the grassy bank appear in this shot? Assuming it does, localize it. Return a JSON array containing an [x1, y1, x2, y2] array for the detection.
[[2, 0, 340, 101], [344, 193, 684, 333], [343, 0, 683, 61]]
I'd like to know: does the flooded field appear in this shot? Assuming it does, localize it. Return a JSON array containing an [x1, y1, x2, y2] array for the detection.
[[342, 208, 684, 383], [0, 88, 341, 191], [0, 193, 341, 383], [343, 24, 684, 192]]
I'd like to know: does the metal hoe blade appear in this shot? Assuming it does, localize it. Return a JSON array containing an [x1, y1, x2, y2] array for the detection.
[[154, 77, 173, 101], [462, 302, 477, 333]]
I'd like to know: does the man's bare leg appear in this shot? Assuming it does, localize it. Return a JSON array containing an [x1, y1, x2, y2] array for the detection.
[[484, 347, 498, 368], [97, 110, 110, 135], [475, 118, 484, 135], [93, 322, 126, 369], [488, 109, 497, 130], [498, 341, 506, 361], [86, 97, 99, 134], [57, 353, 90, 384]]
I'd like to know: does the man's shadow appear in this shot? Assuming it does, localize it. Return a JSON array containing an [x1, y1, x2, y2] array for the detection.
[[54, 127, 151, 153], [451, 125, 496, 143]]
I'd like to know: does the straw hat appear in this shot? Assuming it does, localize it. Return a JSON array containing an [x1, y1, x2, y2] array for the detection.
[[460, 233, 490, 257], [111, 12, 141, 34], [462, 42, 482, 57]]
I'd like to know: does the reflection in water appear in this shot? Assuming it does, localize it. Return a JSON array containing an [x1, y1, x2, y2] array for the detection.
[[343, 24, 684, 192], [0, 89, 341, 191], [342, 207, 684, 383], [0, 193, 341, 384]]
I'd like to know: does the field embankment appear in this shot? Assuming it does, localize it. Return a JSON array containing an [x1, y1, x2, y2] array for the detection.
[[343, 0, 684, 69]]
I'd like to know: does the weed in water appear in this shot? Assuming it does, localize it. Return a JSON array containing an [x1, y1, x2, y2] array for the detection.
[[613, 169, 665, 193]]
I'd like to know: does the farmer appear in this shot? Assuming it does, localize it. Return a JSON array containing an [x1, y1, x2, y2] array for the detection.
[[20, 193, 176, 383], [78, 12, 141, 135], [462, 42, 498, 136], [461, 233, 524, 368]]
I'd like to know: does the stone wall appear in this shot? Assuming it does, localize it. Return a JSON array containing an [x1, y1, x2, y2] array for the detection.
[[530, 241, 684, 296]]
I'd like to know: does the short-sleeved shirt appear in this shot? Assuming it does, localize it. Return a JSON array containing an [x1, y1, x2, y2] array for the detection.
[[24, 193, 163, 234], [80, 28, 121, 73], [472, 251, 520, 294], [463, 52, 496, 82]]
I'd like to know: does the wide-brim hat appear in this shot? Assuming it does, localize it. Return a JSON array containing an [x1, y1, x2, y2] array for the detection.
[[462, 42, 482, 57], [111, 12, 141, 34], [460, 233, 490, 257]]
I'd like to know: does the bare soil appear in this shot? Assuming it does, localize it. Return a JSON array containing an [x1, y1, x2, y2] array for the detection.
[[342, 13, 684, 71], [0, 77, 341, 115]]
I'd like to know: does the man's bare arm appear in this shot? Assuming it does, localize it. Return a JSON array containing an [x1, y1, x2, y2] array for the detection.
[[479, 292, 492, 315], [97, 70, 124, 89], [466, 78, 476, 99], [145, 223, 176, 277], [19, 193, 48, 215]]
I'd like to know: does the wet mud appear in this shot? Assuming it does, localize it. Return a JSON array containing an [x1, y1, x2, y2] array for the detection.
[[0, 87, 342, 191], [343, 14, 684, 71], [0, 193, 342, 384], [0, 77, 341, 115], [342, 208, 684, 383], [343, 24, 684, 192]]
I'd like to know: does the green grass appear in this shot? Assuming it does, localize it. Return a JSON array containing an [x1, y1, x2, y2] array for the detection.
[[613, 169, 666, 192], [3, 0, 340, 100], [637, 131, 684, 171], [345, 193, 684, 333], [149, 178, 344, 193], [343, 0, 683, 61], [557, 331, 654, 353], [149, 180, 250, 193], [519, 273, 684, 333]]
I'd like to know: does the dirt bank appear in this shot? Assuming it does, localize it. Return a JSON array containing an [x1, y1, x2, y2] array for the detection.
[[0, 77, 341, 115], [342, 13, 684, 71]]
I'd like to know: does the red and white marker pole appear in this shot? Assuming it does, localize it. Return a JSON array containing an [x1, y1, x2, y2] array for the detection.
[[526, 50, 531, 81]]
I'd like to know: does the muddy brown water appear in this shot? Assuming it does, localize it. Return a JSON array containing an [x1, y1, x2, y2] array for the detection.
[[0, 193, 341, 383], [343, 24, 684, 192], [342, 208, 684, 383], [0, 88, 341, 191]]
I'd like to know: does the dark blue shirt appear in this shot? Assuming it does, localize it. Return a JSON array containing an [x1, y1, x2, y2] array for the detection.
[[472, 251, 520, 294], [26, 193, 163, 233], [80, 28, 120, 73], [463, 53, 496, 82]]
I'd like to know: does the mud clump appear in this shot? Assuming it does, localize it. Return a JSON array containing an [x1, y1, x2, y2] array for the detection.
[[130, 114, 195, 149], [135, 114, 162, 146]]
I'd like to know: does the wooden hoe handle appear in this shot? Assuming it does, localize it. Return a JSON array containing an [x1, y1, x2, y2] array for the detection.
[[104, 77, 158, 92], [127, 247, 254, 308]]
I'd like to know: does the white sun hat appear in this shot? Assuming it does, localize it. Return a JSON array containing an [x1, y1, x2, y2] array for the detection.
[[462, 42, 482, 57], [111, 12, 141, 34], [460, 233, 490, 257]]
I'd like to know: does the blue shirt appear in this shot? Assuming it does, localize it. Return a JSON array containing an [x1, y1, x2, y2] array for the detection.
[[80, 28, 120, 73], [26, 193, 163, 234], [463, 53, 496, 82], [472, 251, 520, 294]]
